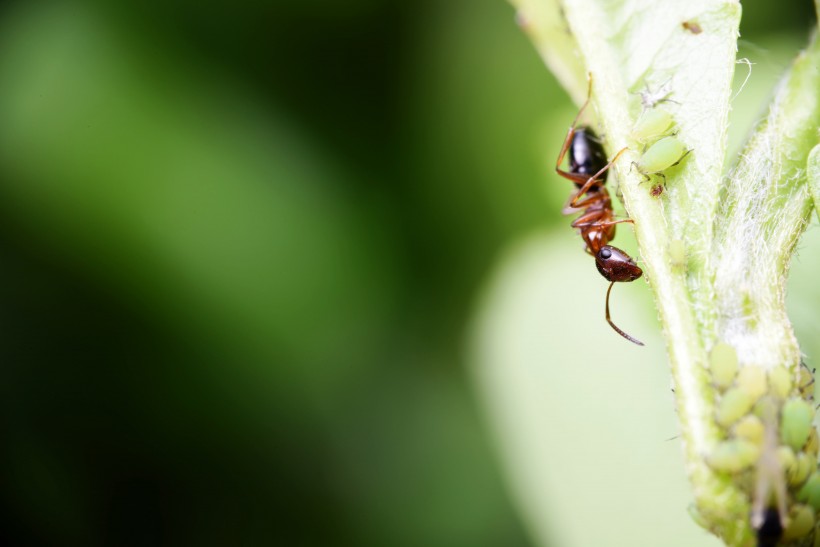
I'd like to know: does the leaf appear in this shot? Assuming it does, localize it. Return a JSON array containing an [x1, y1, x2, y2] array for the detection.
[[470, 235, 717, 547]]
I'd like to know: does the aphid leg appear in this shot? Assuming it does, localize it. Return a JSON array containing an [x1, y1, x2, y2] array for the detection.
[[629, 161, 652, 184], [654, 172, 667, 187], [668, 148, 692, 168], [605, 281, 645, 346]]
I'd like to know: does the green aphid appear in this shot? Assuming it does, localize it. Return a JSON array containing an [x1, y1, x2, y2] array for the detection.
[[788, 452, 814, 487], [716, 388, 754, 428], [781, 398, 815, 451], [633, 136, 689, 179], [798, 474, 820, 510], [630, 108, 674, 143], [777, 445, 796, 471], [754, 396, 778, 418], [783, 504, 815, 541], [737, 366, 767, 402], [710, 342, 739, 391], [706, 439, 759, 472], [733, 414, 764, 444], [768, 366, 792, 399], [799, 474, 820, 510]]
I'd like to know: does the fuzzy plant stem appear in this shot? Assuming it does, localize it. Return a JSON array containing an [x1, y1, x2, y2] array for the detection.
[[700, 30, 820, 544]]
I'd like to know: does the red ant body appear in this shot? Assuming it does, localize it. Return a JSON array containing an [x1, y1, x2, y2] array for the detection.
[[555, 80, 644, 346]]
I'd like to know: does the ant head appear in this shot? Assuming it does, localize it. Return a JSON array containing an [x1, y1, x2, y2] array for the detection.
[[595, 245, 643, 283]]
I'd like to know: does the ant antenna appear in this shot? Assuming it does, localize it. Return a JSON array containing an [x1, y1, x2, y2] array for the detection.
[[605, 282, 644, 346], [567, 75, 595, 131]]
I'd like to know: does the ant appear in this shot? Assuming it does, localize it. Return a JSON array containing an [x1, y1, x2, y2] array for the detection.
[[556, 77, 644, 346]]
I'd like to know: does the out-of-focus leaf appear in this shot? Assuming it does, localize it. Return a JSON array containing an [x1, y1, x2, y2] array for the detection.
[[0, 3, 397, 407], [470, 232, 721, 547]]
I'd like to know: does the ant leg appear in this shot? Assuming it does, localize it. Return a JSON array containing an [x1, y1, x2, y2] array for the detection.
[[605, 281, 645, 346], [573, 218, 635, 229], [569, 147, 628, 208], [570, 208, 607, 229], [570, 203, 633, 229], [555, 75, 596, 182], [569, 75, 595, 129], [555, 128, 583, 183], [565, 188, 608, 212]]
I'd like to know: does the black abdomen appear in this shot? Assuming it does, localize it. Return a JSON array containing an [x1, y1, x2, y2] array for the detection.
[[569, 127, 608, 189]]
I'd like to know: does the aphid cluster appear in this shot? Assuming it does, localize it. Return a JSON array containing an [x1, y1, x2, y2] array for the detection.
[[555, 80, 643, 346], [629, 81, 690, 192], [695, 343, 820, 545]]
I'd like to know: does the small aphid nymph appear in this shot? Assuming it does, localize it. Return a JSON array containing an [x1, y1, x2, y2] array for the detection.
[[798, 473, 820, 510], [706, 438, 759, 472], [716, 388, 754, 428], [709, 342, 739, 391], [636, 79, 675, 110], [630, 108, 674, 144], [781, 398, 814, 451]]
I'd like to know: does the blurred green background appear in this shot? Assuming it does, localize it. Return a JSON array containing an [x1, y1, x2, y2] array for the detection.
[[0, 0, 816, 545]]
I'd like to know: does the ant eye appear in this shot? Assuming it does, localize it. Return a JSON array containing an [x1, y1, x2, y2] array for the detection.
[[599, 248, 612, 259]]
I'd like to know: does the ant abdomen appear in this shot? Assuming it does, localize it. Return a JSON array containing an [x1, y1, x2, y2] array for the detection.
[[568, 127, 608, 189]]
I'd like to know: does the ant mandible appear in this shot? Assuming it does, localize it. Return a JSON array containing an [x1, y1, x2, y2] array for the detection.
[[555, 76, 644, 346]]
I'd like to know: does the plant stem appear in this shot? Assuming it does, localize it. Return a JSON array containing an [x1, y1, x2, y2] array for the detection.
[[558, 0, 748, 537], [513, 0, 820, 543]]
